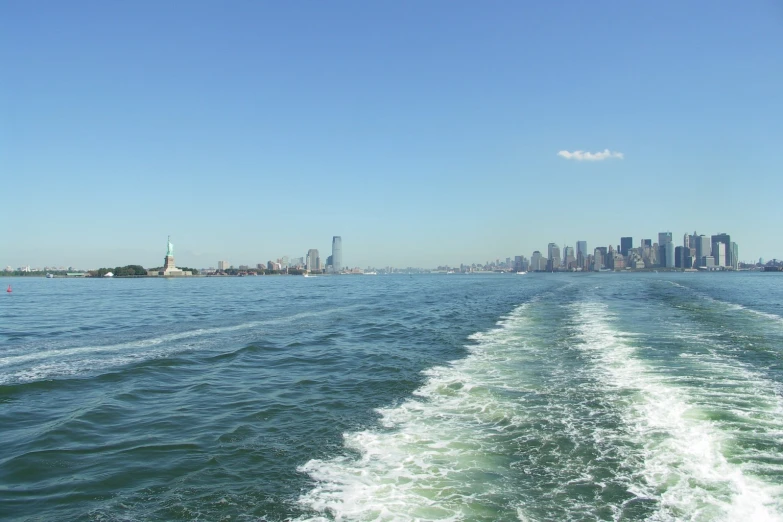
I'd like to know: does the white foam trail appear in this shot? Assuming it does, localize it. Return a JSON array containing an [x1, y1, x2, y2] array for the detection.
[[296, 305, 537, 521], [572, 301, 783, 521]]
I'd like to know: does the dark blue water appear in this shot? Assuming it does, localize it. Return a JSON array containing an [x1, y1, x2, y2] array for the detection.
[[1, 273, 782, 521]]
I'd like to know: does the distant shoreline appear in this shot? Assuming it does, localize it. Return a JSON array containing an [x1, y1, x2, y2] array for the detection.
[[2, 270, 777, 278]]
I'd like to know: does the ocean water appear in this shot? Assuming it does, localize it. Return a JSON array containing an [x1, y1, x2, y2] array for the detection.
[[1, 273, 782, 521]]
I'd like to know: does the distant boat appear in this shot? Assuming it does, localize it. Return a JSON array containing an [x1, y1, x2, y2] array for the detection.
[[516, 271, 527, 275], [303, 273, 313, 278], [103, 272, 114, 278], [363, 271, 378, 275], [46, 273, 54, 278]]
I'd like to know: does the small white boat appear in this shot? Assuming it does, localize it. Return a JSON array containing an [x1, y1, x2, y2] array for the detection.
[[46, 273, 54, 278], [516, 271, 527, 275]]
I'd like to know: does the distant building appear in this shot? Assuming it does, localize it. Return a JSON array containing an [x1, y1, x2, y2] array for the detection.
[[641, 239, 652, 248], [331, 236, 343, 273], [563, 246, 576, 269], [731, 243, 739, 270], [514, 255, 529, 272], [530, 251, 545, 271], [306, 249, 320, 271], [695, 235, 711, 268], [665, 241, 675, 268], [218, 260, 230, 271], [675, 246, 687, 268], [593, 248, 603, 271], [711, 233, 732, 268], [547, 243, 561, 269], [576, 241, 588, 269], [620, 237, 633, 257], [596, 247, 608, 267], [658, 232, 673, 246]]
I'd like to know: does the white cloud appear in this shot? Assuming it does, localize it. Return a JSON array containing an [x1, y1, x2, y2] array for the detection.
[[557, 149, 624, 161]]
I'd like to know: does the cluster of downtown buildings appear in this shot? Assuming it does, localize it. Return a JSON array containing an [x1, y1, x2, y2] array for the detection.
[[515, 232, 739, 272], [211, 236, 346, 274]]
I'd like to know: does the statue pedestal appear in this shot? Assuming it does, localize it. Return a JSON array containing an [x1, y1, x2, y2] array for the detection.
[[163, 255, 176, 272]]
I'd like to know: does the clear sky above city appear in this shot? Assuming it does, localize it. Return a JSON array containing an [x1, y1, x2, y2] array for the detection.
[[2, 1, 782, 269]]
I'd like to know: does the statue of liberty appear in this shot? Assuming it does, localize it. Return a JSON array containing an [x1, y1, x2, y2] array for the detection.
[[167, 236, 174, 257]]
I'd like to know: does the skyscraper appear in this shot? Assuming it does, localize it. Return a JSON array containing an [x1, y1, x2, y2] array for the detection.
[[596, 247, 608, 267], [331, 236, 343, 273], [547, 243, 561, 269], [675, 246, 686, 268], [530, 251, 543, 272], [695, 235, 711, 267], [563, 246, 575, 269], [665, 241, 675, 268], [689, 231, 702, 256], [731, 242, 739, 270], [620, 237, 633, 257], [576, 241, 588, 269], [711, 233, 732, 268], [306, 249, 320, 271], [593, 248, 603, 271], [658, 232, 673, 246]]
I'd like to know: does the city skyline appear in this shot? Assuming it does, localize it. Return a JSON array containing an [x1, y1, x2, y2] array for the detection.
[[3, 3, 782, 267], [3, 228, 759, 272]]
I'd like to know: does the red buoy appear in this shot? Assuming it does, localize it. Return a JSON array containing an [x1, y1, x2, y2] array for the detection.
[[6, 285, 11, 293]]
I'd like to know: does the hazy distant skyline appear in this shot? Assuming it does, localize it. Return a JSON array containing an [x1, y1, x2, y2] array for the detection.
[[3, 2, 782, 268]]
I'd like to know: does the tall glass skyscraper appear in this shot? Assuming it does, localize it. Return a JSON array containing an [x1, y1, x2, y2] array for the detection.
[[620, 237, 633, 257], [331, 236, 343, 273], [576, 241, 588, 269]]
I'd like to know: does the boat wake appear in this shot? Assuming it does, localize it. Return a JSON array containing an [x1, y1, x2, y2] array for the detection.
[[571, 301, 783, 521]]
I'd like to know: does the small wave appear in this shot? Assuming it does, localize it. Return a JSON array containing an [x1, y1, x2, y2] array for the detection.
[[0, 305, 361, 385], [668, 282, 783, 326]]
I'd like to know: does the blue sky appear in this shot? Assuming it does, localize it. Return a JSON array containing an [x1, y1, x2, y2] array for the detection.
[[2, 1, 782, 268]]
